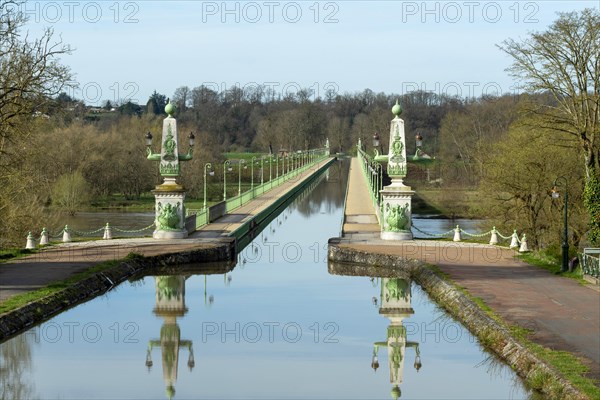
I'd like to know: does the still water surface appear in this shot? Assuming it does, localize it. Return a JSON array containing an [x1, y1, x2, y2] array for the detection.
[[1, 161, 531, 399]]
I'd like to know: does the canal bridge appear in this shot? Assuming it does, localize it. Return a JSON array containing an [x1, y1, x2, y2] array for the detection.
[[1, 102, 598, 399]]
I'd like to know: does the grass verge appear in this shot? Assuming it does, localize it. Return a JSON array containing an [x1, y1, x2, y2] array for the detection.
[[519, 251, 586, 283], [0, 248, 38, 263], [427, 264, 599, 398], [0, 253, 142, 315]]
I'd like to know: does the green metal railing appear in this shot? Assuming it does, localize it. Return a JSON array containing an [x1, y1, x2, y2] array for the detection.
[[188, 148, 330, 230], [579, 249, 600, 280], [357, 145, 383, 225]]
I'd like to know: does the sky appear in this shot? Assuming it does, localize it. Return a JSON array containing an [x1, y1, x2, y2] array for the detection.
[[13, 0, 600, 105]]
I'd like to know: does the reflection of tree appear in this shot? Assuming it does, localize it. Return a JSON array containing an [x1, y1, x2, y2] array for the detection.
[[293, 160, 349, 218], [0, 334, 36, 400]]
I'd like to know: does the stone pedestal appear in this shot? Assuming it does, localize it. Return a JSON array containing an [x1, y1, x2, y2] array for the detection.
[[153, 180, 188, 239], [380, 183, 414, 241]]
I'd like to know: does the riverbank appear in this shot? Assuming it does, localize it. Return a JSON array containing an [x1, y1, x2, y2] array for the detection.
[[0, 238, 236, 341], [327, 241, 599, 399]]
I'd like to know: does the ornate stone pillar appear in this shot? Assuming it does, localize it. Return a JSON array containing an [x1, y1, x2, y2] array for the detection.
[[381, 100, 414, 240], [146, 101, 194, 239]]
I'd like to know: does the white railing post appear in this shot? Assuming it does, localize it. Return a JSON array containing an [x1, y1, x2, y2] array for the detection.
[[103, 223, 113, 240], [509, 230, 519, 249], [25, 232, 36, 249], [489, 226, 498, 245], [519, 234, 529, 252], [40, 228, 49, 245], [453, 225, 462, 242], [62, 225, 72, 243]]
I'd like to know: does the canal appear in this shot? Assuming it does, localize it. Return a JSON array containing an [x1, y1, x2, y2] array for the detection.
[[0, 160, 532, 399]]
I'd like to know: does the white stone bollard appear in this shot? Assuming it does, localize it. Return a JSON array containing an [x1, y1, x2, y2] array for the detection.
[[519, 234, 529, 253], [25, 232, 36, 249], [453, 225, 462, 242], [489, 227, 498, 245], [62, 225, 72, 243], [103, 223, 113, 240], [509, 230, 519, 249], [40, 228, 49, 245]]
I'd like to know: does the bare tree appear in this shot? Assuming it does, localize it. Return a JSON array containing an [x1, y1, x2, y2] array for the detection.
[[0, 0, 73, 246], [0, 0, 73, 159], [498, 8, 599, 179]]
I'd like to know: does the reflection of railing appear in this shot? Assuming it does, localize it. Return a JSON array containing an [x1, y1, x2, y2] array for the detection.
[[579, 249, 599, 282], [357, 145, 383, 225], [188, 148, 330, 230]]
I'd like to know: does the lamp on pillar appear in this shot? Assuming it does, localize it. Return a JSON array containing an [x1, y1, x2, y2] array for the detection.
[[372, 132, 381, 156], [145, 131, 153, 148], [145, 101, 194, 239], [414, 133, 423, 159], [203, 163, 212, 211]]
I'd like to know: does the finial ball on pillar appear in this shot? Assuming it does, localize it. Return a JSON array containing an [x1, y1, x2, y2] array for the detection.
[[392, 99, 402, 117], [165, 101, 175, 117]]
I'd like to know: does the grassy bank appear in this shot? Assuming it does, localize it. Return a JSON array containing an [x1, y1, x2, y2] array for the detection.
[[429, 264, 599, 398], [412, 188, 483, 218], [0, 253, 141, 315], [0, 248, 37, 262]]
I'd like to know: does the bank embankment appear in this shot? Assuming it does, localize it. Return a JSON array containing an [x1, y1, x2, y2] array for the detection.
[[0, 238, 235, 342], [328, 242, 592, 400]]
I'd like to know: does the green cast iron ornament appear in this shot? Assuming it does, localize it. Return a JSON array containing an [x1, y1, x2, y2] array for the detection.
[[387, 100, 407, 178], [145, 101, 195, 239], [145, 101, 195, 181]]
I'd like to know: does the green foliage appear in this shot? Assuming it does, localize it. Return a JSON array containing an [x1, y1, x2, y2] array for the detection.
[[518, 251, 584, 282], [500, 8, 600, 214], [0, 2, 73, 248], [0, 248, 35, 261], [51, 171, 91, 215], [147, 90, 167, 115], [437, 96, 519, 187], [583, 172, 600, 245], [124, 252, 144, 260], [479, 116, 585, 250]]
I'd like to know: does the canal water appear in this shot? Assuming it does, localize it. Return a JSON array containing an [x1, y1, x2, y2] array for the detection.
[[0, 160, 532, 399]]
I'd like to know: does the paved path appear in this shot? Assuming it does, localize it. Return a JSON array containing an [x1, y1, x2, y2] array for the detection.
[[0, 158, 333, 303], [336, 157, 600, 380], [342, 157, 380, 239]]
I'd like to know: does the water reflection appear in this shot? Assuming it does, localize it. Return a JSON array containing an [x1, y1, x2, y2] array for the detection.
[[371, 277, 422, 399], [0, 334, 36, 400], [145, 276, 195, 400], [0, 160, 532, 399], [293, 159, 346, 218]]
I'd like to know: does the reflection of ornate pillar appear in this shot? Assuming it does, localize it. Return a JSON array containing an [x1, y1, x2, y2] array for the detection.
[[372, 277, 421, 400], [146, 276, 194, 400]]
